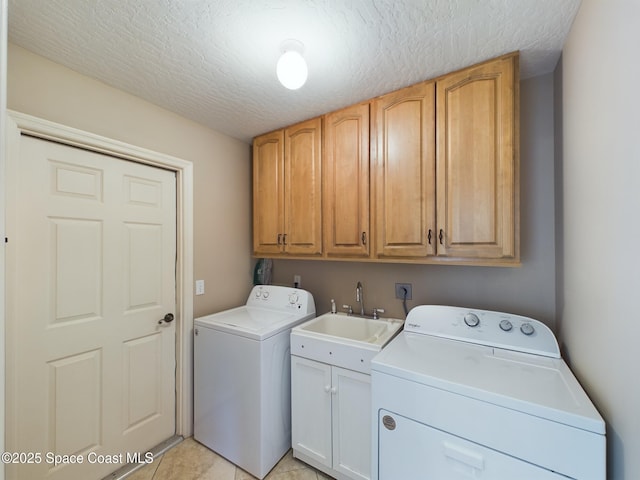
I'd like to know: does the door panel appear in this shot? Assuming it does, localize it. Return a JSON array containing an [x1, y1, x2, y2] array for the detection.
[[284, 118, 322, 255], [324, 104, 370, 257], [124, 223, 163, 310], [291, 356, 333, 467], [373, 82, 436, 258], [332, 367, 371, 480], [253, 131, 285, 254], [48, 349, 102, 454], [123, 333, 163, 430], [378, 410, 565, 479], [436, 55, 517, 259], [51, 218, 103, 322], [8, 135, 177, 480]]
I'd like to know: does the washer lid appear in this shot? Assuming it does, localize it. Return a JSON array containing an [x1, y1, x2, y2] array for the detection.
[[195, 305, 310, 340], [372, 332, 605, 434]]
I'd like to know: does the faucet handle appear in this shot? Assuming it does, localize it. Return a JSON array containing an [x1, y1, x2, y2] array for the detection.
[[372, 308, 385, 320], [342, 304, 353, 315]]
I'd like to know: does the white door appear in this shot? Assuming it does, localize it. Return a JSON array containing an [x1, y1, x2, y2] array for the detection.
[[291, 356, 333, 468], [332, 366, 371, 480], [7, 136, 177, 480]]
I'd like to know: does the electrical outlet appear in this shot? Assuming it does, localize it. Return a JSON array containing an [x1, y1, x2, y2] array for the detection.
[[395, 283, 412, 300], [195, 280, 205, 295]]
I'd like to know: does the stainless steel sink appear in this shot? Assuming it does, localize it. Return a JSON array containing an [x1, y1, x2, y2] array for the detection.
[[290, 312, 404, 374]]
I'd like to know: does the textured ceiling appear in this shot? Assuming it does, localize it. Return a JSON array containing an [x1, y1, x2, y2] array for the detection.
[[8, 0, 581, 143]]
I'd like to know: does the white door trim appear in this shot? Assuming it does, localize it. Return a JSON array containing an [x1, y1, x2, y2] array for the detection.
[[4, 109, 194, 438], [1, 4, 8, 480]]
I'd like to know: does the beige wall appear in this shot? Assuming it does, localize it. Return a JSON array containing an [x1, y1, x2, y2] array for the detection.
[[274, 73, 558, 327], [560, 1, 640, 478], [7, 43, 252, 318]]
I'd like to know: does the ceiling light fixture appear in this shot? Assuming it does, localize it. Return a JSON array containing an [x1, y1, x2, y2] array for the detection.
[[276, 40, 308, 90]]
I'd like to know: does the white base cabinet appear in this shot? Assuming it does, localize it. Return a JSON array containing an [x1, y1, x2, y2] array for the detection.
[[292, 355, 372, 480]]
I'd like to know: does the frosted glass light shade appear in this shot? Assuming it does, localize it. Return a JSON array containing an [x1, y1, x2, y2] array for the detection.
[[276, 50, 308, 90]]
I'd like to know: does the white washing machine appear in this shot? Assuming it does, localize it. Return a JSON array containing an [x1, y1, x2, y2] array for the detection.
[[193, 285, 315, 479], [371, 305, 606, 480]]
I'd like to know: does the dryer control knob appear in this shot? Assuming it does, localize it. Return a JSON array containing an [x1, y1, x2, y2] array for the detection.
[[464, 313, 480, 327], [520, 323, 535, 336]]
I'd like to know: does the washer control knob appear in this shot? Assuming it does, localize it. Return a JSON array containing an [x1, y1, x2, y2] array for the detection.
[[464, 313, 480, 327], [499, 319, 513, 331], [520, 322, 535, 336], [255, 288, 262, 298], [289, 293, 299, 304], [262, 290, 270, 299]]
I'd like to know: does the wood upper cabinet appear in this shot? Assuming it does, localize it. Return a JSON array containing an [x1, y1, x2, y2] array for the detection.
[[372, 81, 436, 258], [253, 117, 322, 256], [436, 53, 519, 261], [253, 52, 519, 265], [253, 130, 284, 255], [323, 103, 370, 257]]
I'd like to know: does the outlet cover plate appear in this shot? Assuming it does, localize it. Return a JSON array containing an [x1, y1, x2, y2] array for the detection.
[[395, 283, 412, 300]]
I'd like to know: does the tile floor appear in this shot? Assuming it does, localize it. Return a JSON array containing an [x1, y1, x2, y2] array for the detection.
[[126, 437, 332, 480]]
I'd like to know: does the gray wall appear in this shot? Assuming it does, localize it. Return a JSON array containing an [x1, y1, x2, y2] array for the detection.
[[559, 1, 640, 478], [273, 73, 557, 328]]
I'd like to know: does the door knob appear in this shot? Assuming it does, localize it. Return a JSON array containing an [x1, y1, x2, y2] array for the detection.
[[158, 313, 175, 324]]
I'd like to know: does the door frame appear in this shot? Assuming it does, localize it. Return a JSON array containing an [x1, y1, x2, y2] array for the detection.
[[4, 110, 194, 440]]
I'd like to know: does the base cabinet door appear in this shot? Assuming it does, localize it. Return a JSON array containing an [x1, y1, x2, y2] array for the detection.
[[292, 356, 372, 480], [291, 356, 333, 468], [332, 367, 372, 480]]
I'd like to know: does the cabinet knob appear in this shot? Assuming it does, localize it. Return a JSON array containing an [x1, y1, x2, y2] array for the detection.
[[439, 229, 444, 245], [324, 385, 331, 393], [427, 229, 432, 244], [361, 231, 367, 245], [277, 234, 282, 245]]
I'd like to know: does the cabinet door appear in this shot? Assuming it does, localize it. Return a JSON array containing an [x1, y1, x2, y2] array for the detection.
[[284, 118, 323, 255], [436, 54, 519, 260], [324, 104, 370, 257], [291, 356, 333, 468], [253, 130, 284, 255], [373, 81, 436, 258], [332, 367, 372, 480]]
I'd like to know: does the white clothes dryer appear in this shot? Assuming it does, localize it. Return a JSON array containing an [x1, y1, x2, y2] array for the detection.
[[371, 305, 605, 480], [194, 285, 315, 479]]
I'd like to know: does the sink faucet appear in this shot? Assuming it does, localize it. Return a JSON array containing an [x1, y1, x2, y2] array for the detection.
[[356, 281, 365, 316]]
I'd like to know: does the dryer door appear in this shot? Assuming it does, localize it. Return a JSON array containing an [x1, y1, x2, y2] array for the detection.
[[377, 410, 568, 480]]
